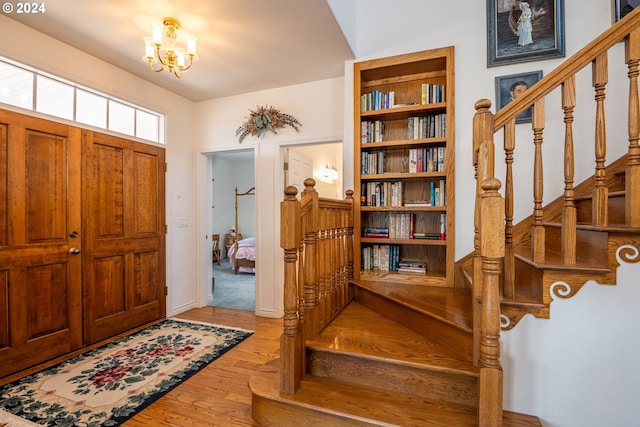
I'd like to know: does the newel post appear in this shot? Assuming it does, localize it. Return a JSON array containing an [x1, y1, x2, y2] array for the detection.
[[280, 185, 302, 395], [626, 28, 640, 227], [472, 99, 495, 366], [478, 177, 505, 427]]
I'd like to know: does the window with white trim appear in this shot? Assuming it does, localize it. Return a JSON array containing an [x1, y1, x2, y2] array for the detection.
[[0, 56, 165, 144]]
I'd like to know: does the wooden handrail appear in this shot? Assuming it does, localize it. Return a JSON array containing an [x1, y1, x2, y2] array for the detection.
[[279, 179, 354, 395]]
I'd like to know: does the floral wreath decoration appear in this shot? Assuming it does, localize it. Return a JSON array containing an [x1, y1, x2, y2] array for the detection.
[[236, 105, 301, 143]]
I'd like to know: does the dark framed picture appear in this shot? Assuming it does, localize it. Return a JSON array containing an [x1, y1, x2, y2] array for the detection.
[[495, 70, 543, 124], [613, 0, 640, 23], [487, 0, 565, 67]]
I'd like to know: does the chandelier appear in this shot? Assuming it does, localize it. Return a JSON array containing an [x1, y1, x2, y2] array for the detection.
[[143, 17, 198, 78]]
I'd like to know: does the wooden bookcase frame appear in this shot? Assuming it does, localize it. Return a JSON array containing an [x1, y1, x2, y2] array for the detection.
[[353, 46, 455, 286]]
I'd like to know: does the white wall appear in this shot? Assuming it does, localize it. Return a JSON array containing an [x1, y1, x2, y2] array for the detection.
[[194, 77, 344, 317], [0, 16, 199, 317], [330, 1, 640, 426]]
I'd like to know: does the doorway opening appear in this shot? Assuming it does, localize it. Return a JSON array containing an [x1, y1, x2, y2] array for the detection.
[[207, 149, 255, 311]]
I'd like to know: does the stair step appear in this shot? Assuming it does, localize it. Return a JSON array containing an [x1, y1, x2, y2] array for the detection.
[[309, 301, 474, 371], [250, 371, 541, 427], [307, 301, 478, 406], [351, 280, 473, 333]]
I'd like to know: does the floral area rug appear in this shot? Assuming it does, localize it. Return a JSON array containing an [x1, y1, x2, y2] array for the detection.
[[0, 318, 252, 426]]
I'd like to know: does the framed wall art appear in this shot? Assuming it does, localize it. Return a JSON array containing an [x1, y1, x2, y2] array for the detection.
[[613, 0, 640, 23], [487, 0, 565, 67], [495, 70, 543, 124]]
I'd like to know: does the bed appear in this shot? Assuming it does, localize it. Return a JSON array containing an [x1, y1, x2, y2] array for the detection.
[[229, 186, 255, 274], [228, 237, 256, 274]]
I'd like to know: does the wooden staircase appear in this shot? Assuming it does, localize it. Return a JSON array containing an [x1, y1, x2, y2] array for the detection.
[[250, 9, 640, 427]]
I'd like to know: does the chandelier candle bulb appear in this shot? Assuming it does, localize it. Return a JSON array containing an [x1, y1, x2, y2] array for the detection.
[[187, 36, 197, 56]]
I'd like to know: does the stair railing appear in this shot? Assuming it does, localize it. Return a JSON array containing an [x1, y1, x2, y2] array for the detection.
[[279, 178, 354, 395], [472, 7, 640, 427]]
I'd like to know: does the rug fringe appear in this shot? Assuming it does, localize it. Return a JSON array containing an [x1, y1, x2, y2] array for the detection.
[[0, 409, 39, 426], [169, 317, 254, 333]]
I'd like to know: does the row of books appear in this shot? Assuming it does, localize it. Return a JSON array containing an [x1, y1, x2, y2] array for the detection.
[[362, 213, 446, 241], [408, 114, 446, 139], [360, 83, 446, 113], [361, 244, 427, 273], [360, 179, 445, 208], [361, 120, 385, 143], [363, 213, 415, 239], [361, 151, 386, 175], [409, 147, 446, 173], [360, 181, 403, 207], [361, 90, 396, 112], [422, 83, 446, 104]]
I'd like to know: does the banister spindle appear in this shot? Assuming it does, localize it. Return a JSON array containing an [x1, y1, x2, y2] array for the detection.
[[531, 98, 546, 263], [626, 29, 640, 227], [302, 179, 319, 338], [593, 52, 609, 227], [503, 118, 516, 298], [562, 76, 577, 265]]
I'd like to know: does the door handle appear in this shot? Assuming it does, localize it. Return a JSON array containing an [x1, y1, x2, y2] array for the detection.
[[69, 247, 81, 255]]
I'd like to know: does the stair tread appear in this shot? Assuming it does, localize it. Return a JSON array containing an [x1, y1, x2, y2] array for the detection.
[[514, 244, 610, 272], [250, 371, 541, 427], [351, 279, 473, 332], [308, 301, 476, 374]]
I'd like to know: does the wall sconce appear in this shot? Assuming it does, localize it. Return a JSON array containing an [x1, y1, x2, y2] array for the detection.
[[319, 164, 339, 183]]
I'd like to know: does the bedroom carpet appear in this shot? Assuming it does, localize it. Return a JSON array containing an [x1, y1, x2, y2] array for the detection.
[[0, 318, 252, 427], [209, 260, 255, 312]]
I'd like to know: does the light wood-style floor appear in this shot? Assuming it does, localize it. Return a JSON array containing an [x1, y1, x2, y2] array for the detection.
[[124, 307, 281, 426]]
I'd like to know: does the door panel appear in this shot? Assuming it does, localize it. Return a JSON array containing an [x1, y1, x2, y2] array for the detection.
[[0, 111, 82, 378], [83, 131, 165, 344], [286, 148, 313, 196]]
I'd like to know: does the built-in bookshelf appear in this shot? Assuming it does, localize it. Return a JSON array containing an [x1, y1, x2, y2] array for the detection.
[[353, 46, 455, 286]]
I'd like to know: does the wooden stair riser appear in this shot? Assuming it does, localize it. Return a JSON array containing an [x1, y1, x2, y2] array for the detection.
[[575, 192, 626, 225], [252, 393, 377, 427], [353, 287, 473, 352], [307, 349, 479, 407], [542, 224, 609, 267]]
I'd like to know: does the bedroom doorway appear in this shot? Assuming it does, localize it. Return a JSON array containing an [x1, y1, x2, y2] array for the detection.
[[207, 149, 256, 311]]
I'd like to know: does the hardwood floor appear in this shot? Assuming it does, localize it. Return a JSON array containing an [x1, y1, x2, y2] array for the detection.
[[124, 307, 281, 426]]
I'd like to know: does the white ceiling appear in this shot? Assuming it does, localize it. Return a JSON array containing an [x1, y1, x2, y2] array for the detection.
[[9, 0, 354, 102]]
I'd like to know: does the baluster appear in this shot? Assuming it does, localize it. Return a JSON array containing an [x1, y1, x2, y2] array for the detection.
[[345, 190, 355, 282], [626, 29, 640, 226], [280, 186, 302, 395], [562, 76, 577, 264], [593, 52, 609, 227], [478, 177, 505, 427], [531, 98, 546, 263], [318, 206, 327, 327], [302, 180, 319, 338], [503, 118, 516, 298]]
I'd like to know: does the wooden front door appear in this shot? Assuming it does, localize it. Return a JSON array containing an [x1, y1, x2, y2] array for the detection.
[[82, 131, 166, 344], [0, 111, 83, 377]]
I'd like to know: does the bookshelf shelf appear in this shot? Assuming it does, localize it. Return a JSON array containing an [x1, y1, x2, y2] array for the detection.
[[354, 46, 455, 286]]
